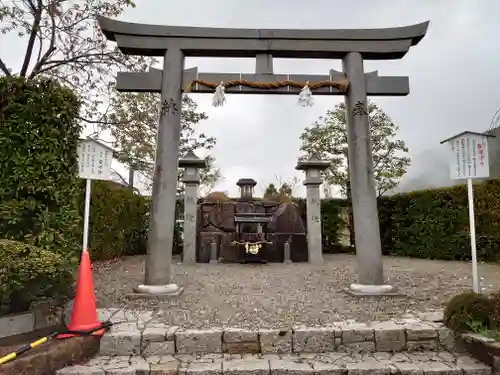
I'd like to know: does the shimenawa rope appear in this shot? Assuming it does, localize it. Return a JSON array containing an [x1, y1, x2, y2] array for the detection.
[[184, 79, 349, 107]]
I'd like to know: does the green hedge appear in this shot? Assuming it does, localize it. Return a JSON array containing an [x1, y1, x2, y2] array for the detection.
[[83, 181, 150, 260], [378, 179, 500, 261], [0, 77, 82, 255], [316, 179, 500, 261], [0, 77, 81, 314], [0, 240, 74, 314]]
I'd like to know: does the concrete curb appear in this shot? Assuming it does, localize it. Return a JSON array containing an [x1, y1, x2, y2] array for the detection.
[[0, 304, 65, 341]]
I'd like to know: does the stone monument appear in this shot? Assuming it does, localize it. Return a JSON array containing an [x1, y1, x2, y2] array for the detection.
[[97, 16, 429, 296], [198, 179, 308, 263], [178, 151, 207, 265], [296, 156, 331, 265]]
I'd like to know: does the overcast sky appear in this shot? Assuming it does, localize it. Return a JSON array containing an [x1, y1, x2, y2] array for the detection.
[[3, 0, 500, 196]]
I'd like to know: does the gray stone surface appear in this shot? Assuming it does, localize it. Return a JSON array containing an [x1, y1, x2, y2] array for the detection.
[[223, 359, 269, 375], [184, 361, 222, 375], [283, 241, 292, 264], [0, 311, 34, 338], [437, 327, 456, 350], [341, 323, 375, 344], [371, 321, 406, 352], [312, 361, 345, 375], [177, 329, 223, 353], [99, 329, 142, 356], [58, 351, 492, 375], [405, 322, 438, 340], [295, 156, 330, 265], [139, 46, 184, 288], [293, 327, 336, 353], [224, 329, 258, 343], [304, 185, 323, 265], [56, 365, 105, 374], [183, 183, 199, 265], [406, 340, 438, 351], [179, 150, 206, 265], [341, 342, 376, 353], [143, 341, 176, 356], [493, 356, 500, 375], [143, 325, 168, 341], [269, 359, 314, 375], [150, 360, 179, 375], [342, 51, 385, 288], [259, 329, 293, 354]]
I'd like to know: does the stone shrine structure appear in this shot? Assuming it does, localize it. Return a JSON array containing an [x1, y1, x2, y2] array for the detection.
[[97, 16, 429, 297], [197, 178, 308, 263]]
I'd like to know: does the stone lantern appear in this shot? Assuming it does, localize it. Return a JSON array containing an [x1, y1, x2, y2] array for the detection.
[[295, 156, 330, 265], [236, 178, 257, 200], [179, 151, 207, 264]]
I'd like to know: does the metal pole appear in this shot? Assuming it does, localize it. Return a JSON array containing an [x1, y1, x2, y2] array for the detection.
[[83, 179, 92, 252], [467, 178, 479, 293]]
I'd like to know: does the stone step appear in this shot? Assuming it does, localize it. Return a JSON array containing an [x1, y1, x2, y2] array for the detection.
[[99, 315, 454, 356], [56, 352, 491, 374]]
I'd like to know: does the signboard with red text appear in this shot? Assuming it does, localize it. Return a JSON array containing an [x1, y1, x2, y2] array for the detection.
[[445, 132, 490, 180]]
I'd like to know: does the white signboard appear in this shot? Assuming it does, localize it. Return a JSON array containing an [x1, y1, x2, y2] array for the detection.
[[77, 139, 112, 180], [446, 133, 490, 180]]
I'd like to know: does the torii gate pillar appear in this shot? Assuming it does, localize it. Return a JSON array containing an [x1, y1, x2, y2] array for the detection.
[[343, 52, 389, 294], [136, 48, 185, 297]]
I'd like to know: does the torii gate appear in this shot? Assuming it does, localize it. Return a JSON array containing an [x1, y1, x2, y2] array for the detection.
[[97, 16, 429, 297]]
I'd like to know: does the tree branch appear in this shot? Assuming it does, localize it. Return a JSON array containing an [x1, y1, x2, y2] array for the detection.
[[20, 0, 43, 77], [76, 115, 119, 126], [30, 2, 57, 78], [33, 52, 118, 75], [0, 58, 11, 76]]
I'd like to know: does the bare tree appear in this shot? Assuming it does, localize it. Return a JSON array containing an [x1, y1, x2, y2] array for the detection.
[[0, 0, 153, 128]]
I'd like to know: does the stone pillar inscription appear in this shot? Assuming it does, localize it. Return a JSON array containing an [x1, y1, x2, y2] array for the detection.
[[342, 52, 393, 294], [179, 151, 207, 265], [296, 157, 330, 265], [136, 48, 184, 295], [183, 183, 198, 264], [305, 183, 322, 265]]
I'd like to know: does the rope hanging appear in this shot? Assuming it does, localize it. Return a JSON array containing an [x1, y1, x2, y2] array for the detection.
[[184, 79, 349, 107]]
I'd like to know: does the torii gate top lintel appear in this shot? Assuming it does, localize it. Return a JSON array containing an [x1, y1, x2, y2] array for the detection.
[[97, 16, 429, 59]]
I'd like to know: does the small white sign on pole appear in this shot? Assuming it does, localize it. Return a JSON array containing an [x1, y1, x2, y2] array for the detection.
[[77, 138, 113, 181], [76, 138, 114, 253], [440, 131, 495, 293]]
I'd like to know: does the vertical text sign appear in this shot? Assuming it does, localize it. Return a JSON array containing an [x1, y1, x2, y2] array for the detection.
[[447, 134, 490, 180], [77, 139, 112, 181]]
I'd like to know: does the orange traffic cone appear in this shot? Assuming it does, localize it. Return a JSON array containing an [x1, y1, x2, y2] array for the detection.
[[57, 249, 104, 339]]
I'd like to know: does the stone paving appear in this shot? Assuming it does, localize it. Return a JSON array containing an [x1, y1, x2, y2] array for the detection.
[[57, 351, 491, 374], [56, 308, 493, 374], [94, 308, 454, 357]]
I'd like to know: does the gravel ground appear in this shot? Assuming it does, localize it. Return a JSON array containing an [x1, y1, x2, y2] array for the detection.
[[92, 254, 500, 329]]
